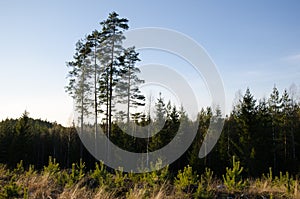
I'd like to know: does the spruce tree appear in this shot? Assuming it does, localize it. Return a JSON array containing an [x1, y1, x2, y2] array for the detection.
[[268, 86, 281, 172]]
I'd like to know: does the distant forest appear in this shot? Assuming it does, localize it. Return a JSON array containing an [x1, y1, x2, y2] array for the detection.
[[0, 86, 300, 178]]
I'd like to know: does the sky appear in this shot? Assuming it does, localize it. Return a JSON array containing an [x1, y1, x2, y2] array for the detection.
[[1, 0, 300, 126]]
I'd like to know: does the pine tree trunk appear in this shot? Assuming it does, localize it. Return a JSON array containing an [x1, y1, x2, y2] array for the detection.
[[127, 66, 131, 124], [94, 42, 98, 157], [80, 95, 84, 159], [108, 28, 115, 160]]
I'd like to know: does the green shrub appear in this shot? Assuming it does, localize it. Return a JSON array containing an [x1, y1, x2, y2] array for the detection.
[[0, 181, 22, 198], [139, 165, 169, 189], [114, 167, 127, 188], [63, 159, 86, 187], [202, 167, 214, 189], [71, 159, 85, 182], [127, 171, 138, 185], [91, 161, 112, 187], [274, 171, 294, 194], [13, 160, 24, 175], [174, 165, 198, 193], [154, 164, 169, 185], [43, 156, 60, 175], [222, 156, 246, 192], [194, 168, 214, 198], [25, 164, 36, 177], [262, 167, 273, 184], [56, 170, 69, 187]]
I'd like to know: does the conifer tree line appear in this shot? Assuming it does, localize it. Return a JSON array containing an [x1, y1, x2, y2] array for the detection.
[[0, 12, 299, 177], [190, 87, 300, 177], [0, 86, 299, 176]]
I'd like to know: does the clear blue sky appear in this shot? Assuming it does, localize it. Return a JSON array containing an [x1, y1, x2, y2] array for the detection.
[[1, 0, 300, 126]]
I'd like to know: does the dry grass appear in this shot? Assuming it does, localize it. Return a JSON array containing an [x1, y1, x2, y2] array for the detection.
[[59, 184, 93, 199], [246, 178, 300, 199], [93, 187, 115, 199], [12, 174, 300, 199], [126, 184, 176, 199], [16, 173, 62, 198], [1, 165, 299, 199]]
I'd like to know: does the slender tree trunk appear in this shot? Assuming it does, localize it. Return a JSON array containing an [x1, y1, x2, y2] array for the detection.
[[227, 122, 230, 157], [106, 77, 109, 135], [109, 29, 115, 137], [80, 95, 84, 159], [109, 62, 113, 136], [94, 41, 98, 157], [272, 121, 276, 172], [127, 66, 131, 124], [108, 28, 115, 160], [67, 129, 70, 167], [105, 74, 109, 161], [284, 130, 287, 162], [146, 95, 153, 167], [291, 101, 296, 160], [291, 126, 296, 159]]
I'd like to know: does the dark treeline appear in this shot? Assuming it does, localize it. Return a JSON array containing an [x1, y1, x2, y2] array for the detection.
[[0, 112, 95, 169], [0, 86, 300, 177], [190, 87, 300, 177]]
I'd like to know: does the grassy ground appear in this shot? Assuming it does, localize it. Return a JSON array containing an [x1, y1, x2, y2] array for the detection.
[[0, 158, 299, 198]]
